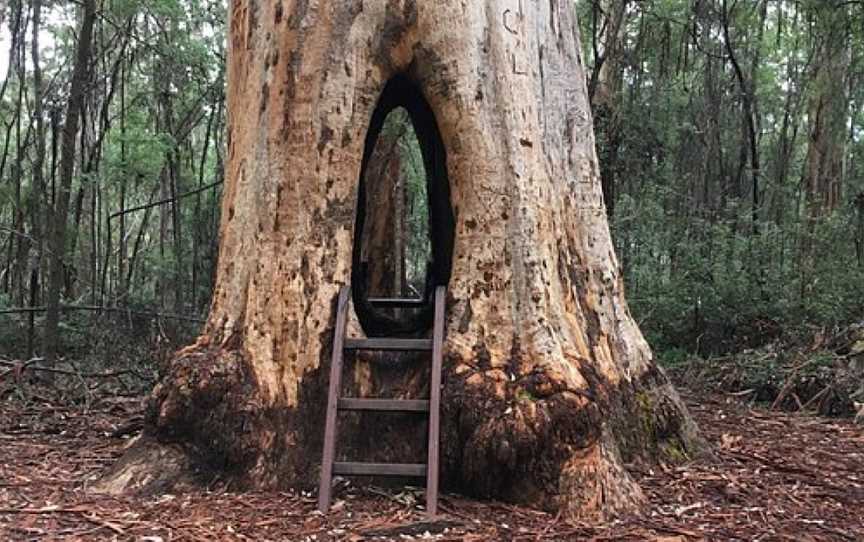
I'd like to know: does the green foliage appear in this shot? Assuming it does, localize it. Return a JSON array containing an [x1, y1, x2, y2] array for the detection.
[[0, 0, 226, 350], [622, 198, 864, 355], [103, 116, 171, 187], [579, 0, 864, 356], [1, 0, 861, 368]]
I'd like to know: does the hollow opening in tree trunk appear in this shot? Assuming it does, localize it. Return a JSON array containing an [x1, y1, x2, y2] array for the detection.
[[351, 75, 454, 337]]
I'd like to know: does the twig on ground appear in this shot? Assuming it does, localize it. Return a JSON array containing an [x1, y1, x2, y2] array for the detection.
[[0, 360, 137, 380]]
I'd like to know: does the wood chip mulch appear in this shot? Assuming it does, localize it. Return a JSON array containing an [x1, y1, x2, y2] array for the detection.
[[1, 390, 862, 541]]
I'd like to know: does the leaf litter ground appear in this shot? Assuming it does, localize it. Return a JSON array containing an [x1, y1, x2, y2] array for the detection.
[[1, 389, 862, 541]]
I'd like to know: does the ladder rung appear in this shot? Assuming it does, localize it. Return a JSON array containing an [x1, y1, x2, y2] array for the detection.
[[367, 298, 426, 308], [338, 398, 430, 412], [345, 338, 432, 351], [332, 462, 427, 477]]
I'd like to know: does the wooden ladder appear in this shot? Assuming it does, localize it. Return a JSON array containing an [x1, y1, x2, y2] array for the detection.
[[318, 285, 446, 517]]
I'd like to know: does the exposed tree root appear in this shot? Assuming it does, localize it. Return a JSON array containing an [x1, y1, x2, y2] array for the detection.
[[95, 436, 197, 496]]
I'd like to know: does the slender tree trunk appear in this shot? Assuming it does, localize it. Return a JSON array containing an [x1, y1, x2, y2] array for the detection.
[[589, 0, 629, 218], [799, 0, 850, 301], [68, 185, 86, 296], [117, 57, 129, 304], [0, 2, 23, 296], [66, 107, 90, 300], [361, 123, 404, 298], [43, 0, 97, 363], [191, 103, 215, 311], [169, 148, 184, 313], [721, 0, 765, 236], [856, 193, 864, 269], [802, 2, 849, 220], [27, 0, 47, 358], [0, 2, 22, 190], [11, 16, 27, 307], [773, 8, 803, 226], [102, 1, 700, 521], [126, 184, 161, 297], [393, 149, 406, 297]]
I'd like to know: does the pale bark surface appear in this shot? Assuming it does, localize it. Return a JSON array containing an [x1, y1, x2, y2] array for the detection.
[[102, 0, 700, 520]]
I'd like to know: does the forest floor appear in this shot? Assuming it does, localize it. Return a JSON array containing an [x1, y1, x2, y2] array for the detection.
[[1, 388, 862, 541]]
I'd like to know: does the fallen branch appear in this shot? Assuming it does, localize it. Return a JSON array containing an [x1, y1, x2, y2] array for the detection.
[[799, 385, 833, 411], [0, 506, 89, 514], [0, 357, 45, 380], [109, 179, 224, 221], [0, 360, 140, 380]]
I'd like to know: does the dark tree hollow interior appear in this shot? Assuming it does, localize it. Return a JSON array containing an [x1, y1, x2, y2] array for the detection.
[[351, 75, 455, 337]]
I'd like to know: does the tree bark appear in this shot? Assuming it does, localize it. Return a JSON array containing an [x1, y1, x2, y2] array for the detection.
[[588, 0, 629, 218], [11, 7, 27, 307], [721, 0, 766, 236], [802, 1, 849, 220], [360, 121, 405, 298], [856, 192, 864, 269], [42, 0, 97, 363], [27, 0, 47, 359], [101, 1, 700, 521], [799, 1, 850, 298]]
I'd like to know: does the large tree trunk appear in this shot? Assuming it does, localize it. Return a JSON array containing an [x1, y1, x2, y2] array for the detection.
[[101, 1, 700, 520]]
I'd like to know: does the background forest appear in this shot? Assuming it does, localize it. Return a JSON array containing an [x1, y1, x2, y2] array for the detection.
[[0, 0, 862, 404]]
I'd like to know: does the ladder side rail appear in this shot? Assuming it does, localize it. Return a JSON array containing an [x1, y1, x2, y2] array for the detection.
[[426, 286, 446, 516], [318, 286, 351, 512]]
